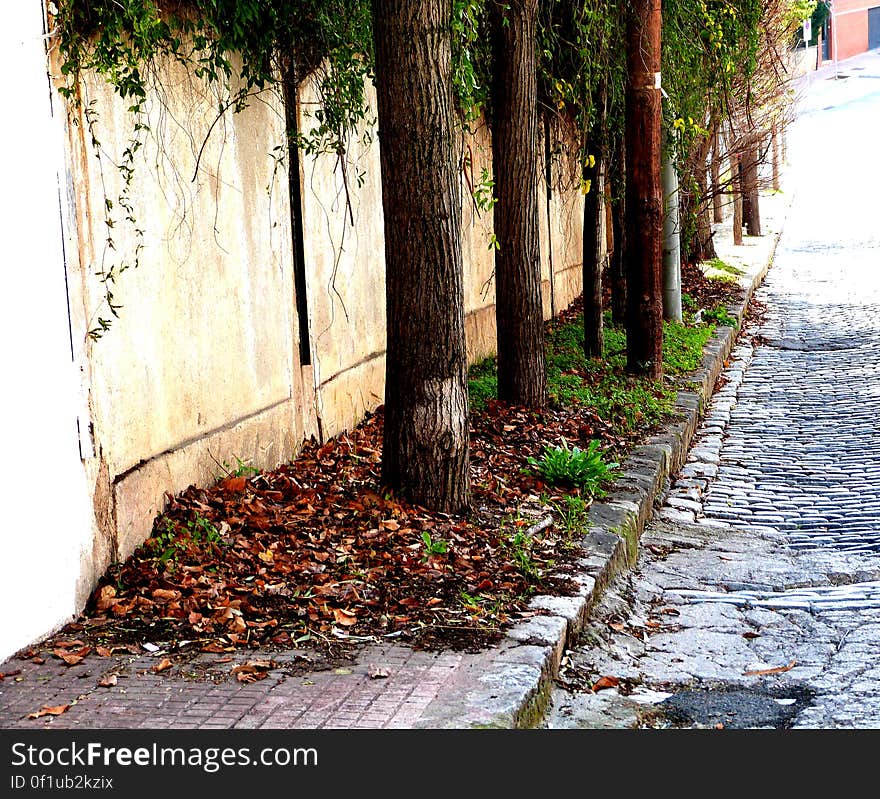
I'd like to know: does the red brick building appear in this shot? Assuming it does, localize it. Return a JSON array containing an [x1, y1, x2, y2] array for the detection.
[[826, 0, 880, 61]]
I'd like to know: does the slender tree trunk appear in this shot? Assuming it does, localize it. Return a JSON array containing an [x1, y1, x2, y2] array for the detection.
[[583, 81, 608, 358], [710, 129, 723, 223], [372, 0, 470, 513], [490, 0, 547, 407], [743, 139, 761, 235], [625, 0, 663, 378], [732, 150, 743, 246], [771, 124, 780, 191], [610, 131, 627, 327]]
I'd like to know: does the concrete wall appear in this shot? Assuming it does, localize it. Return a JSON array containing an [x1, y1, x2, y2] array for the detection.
[[58, 57, 316, 567], [0, 2, 96, 661]]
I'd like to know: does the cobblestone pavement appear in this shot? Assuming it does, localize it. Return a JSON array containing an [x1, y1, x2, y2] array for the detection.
[[545, 51, 880, 729]]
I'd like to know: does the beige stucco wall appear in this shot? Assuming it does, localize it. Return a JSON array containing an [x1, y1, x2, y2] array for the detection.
[[62, 57, 315, 563], [10, 49, 589, 660]]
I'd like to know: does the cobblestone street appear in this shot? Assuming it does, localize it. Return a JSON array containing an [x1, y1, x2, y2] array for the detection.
[[546, 51, 880, 729]]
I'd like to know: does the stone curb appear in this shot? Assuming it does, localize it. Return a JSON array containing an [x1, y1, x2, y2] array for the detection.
[[416, 212, 787, 729]]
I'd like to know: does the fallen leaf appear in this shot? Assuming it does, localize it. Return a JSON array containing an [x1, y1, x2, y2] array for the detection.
[[200, 642, 231, 654], [95, 585, 118, 611], [236, 670, 268, 684], [98, 674, 117, 688], [27, 704, 71, 719], [96, 646, 113, 657], [715, 722, 724, 730], [609, 623, 627, 633], [152, 658, 173, 674], [0, 669, 22, 679], [742, 632, 760, 640], [743, 659, 796, 676], [369, 666, 390, 679], [333, 608, 358, 627], [151, 588, 181, 603], [221, 476, 247, 493], [592, 675, 620, 692], [333, 667, 353, 675]]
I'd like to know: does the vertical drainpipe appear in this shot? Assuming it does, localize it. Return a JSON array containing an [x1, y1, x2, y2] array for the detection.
[[662, 126, 682, 322]]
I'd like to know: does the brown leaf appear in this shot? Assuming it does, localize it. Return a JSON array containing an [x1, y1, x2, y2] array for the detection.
[[743, 659, 796, 676], [236, 670, 268, 683], [609, 623, 627, 633], [0, 669, 22, 679], [152, 658, 173, 674], [742, 631, 761, 640], [591, 675, 620, 692], [27, 704, 71, 719], [98, 674, 117, 688], [222, 476, 247, 493], [96, 646, 113, 658], [200, 642, 231, 653], [333, 608, 358, 626], [95, 585, 118, 611], [151, 588, 181, 603]]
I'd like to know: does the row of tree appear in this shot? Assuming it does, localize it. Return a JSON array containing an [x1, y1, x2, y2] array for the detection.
[[56, 0, 812, 514], [372, 0, 806, 512]]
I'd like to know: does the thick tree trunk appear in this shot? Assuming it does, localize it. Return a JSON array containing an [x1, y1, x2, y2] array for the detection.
[[372, 0, 470, 513], [625, 0, 663, 378], [490, 0, 547, 407], [609, 132, 627, 327], [583, 82, 608, 359]]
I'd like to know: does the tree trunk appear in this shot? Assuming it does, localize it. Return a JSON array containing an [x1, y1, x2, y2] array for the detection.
[[583, 157, 605, 357], [609, 131, 627, 327], [732, 150, 743, 246], [710, 129, 723, 224], [742, 139, 761, 236], [771, 124, 780, 191], [583, 81, 608, 359], [372, 0, 470, 513], [625, 0, 663, 378], [490, 0, 547, 407]]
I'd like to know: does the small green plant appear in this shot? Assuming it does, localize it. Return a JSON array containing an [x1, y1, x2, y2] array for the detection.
[[187, 513, 223, 545], [467, 357, 498, 412], [527, 439, 618, 495], [421, 531, 448, 558], [555, 494, 590, 538], [223, 456, 260, 478], [702, 305, 738, 328]]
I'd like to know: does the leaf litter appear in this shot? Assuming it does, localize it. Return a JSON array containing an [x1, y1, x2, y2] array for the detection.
[[26, 273, 739, 679]]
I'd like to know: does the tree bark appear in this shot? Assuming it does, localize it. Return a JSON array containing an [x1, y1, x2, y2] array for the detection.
[[731, 150, 743, 246], [771, 124, 780, 191], [490, 0, 547, 407], [372, 0, 470, 513], [583, 81, 608, 359], [710, 129, 723, 224], [609, 131, 627, 327], [625, 0, 663, 378], [742, 139, 761, 236]]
